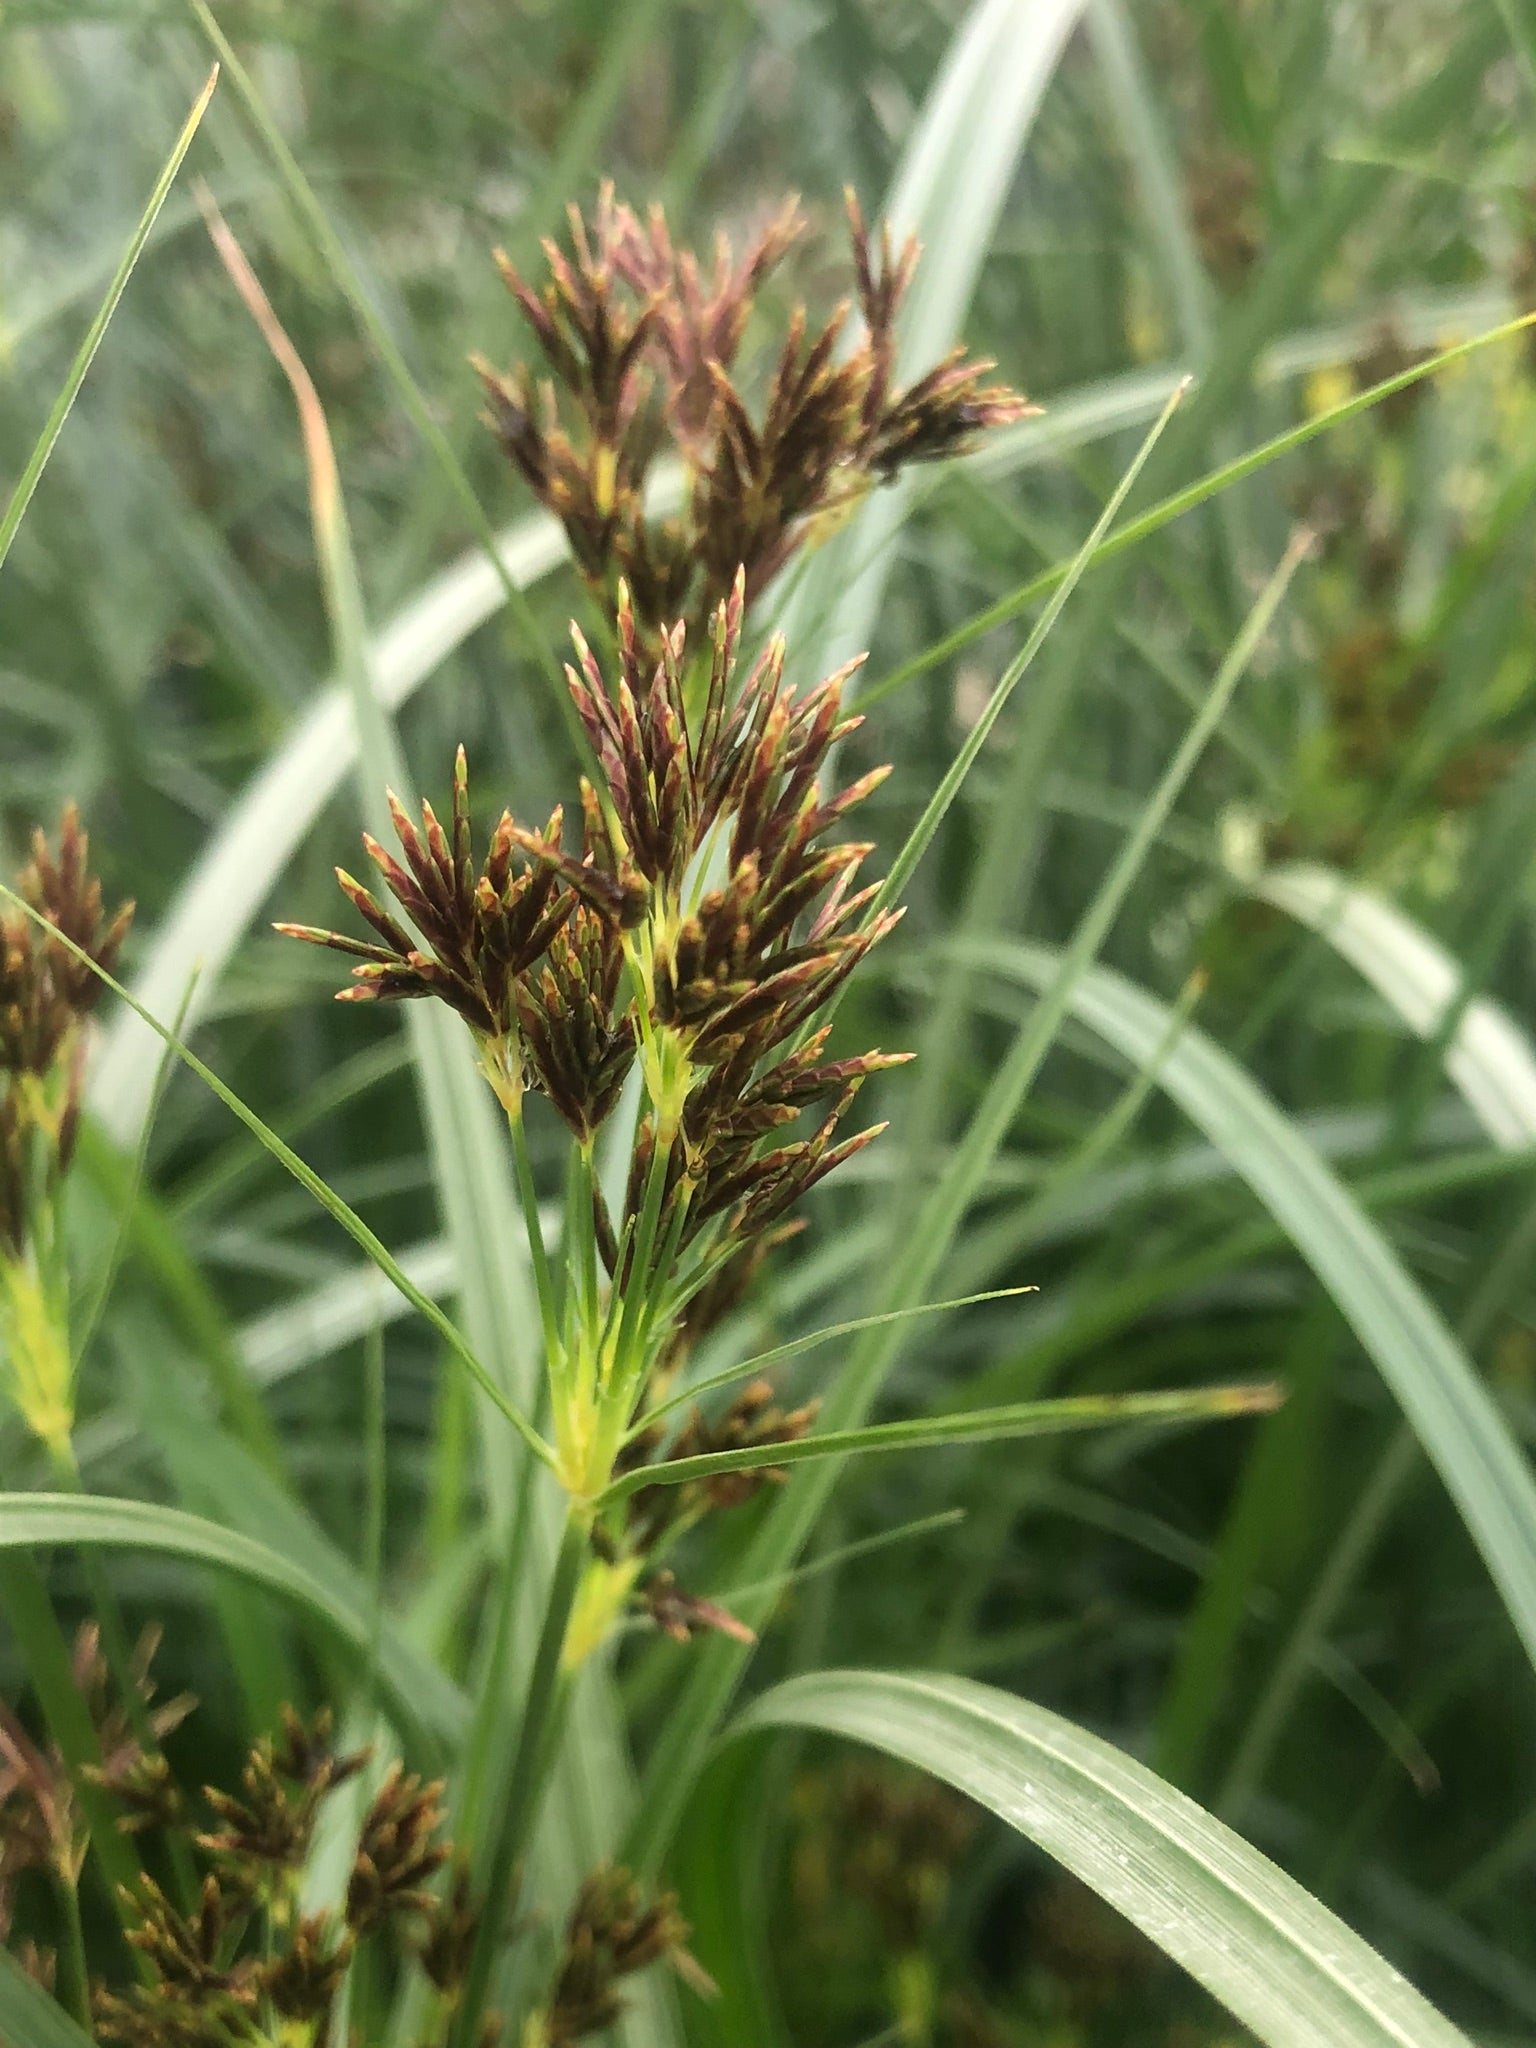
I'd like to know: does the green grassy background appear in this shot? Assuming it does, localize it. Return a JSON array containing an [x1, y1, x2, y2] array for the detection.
[[6, 0, 1536, 2042]]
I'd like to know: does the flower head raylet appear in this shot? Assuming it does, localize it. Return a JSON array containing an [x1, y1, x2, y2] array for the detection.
[[0, 806, 132, 1452], [474, 184, 1034, 655]]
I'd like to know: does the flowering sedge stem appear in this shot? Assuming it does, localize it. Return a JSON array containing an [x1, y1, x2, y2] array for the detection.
[[51, 1866, 90, 2026], [452, 1511, 588, 2048], [502, 1093, 562, 1381], [559, 1144, 587, 1333], [610, 1125, 673, 1399], [633, 1179, 694, 1369], [575, 1139, 601, 1332]]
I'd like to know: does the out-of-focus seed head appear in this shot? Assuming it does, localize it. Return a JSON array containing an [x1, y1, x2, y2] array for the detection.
[[198, 1706, 366, 1875], [0, 805, 132, 1272], [626, 1377, 820, 1558], [641, 1569, 756, 1646], [257, 1911, 351, 2024], [0, 805, 134, 1080], [78, 1701, 473, 2048], [346, 1763, 451, 1936], [4, 1623, 191, 1938], [542, 1864, 702, 2043], [418, 1858, 480, 1997]]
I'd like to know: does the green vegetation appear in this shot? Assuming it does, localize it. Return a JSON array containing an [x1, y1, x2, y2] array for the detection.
[[4, 1, 1536, 2042]]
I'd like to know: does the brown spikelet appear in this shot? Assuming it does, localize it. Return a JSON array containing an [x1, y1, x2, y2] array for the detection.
[[478, 186, 1029, 653]]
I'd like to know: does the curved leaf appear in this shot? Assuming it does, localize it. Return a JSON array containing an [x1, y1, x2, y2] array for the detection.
[[736, 1669, 1472, 2048], [0, 1493, 464, 1754], [1253, 861, 1536, 1148]]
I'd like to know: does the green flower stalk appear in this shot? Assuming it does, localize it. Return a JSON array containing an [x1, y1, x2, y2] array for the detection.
[[268, 194, 1029, 2041]]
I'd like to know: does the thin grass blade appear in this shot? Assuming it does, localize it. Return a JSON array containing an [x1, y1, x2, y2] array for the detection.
[[598, 1383, 1277, 1506], [0, 69, 217, 573]]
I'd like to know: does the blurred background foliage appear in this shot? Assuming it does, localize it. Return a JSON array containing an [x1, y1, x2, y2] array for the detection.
[[6, 0, 1536, 2041]]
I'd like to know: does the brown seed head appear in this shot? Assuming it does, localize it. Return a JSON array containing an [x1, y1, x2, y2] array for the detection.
[[545, 1864, 698, 2043], [479, 186, 1030, 651], [346, 1762, 451, 1935]]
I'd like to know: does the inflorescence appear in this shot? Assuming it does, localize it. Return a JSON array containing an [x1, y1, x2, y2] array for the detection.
[[279, 574, 907, 1618], [3, 184, 1027, 2045], [474, 185, 1033, 657], [280, 183, 1028, 1653]]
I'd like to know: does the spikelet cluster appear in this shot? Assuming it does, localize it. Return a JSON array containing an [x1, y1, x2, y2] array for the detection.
[[0, 807, 132, 1257], [85, 1707, 480, 2048], [475, 185, 1033, 655], [0, 807, 131, 1451]]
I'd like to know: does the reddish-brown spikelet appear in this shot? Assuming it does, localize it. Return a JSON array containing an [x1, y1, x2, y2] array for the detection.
[[275, 750, 572, 1038], [476, 184, 1032, 653]]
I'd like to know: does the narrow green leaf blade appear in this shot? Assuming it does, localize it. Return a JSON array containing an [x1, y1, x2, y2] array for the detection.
[[0, 68, 217, 573], [978, 943, 1536, 1683], [599, 1384, 1277, 1505], [0, 1946, 96, 2048], [638, 1285, 1038, 1430], [736, 1669, 1473, 2048]]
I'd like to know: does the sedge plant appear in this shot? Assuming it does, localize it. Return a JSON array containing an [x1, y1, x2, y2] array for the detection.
[[4, 165, 1484, 2048], [3, 190, 1053, 2046]]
